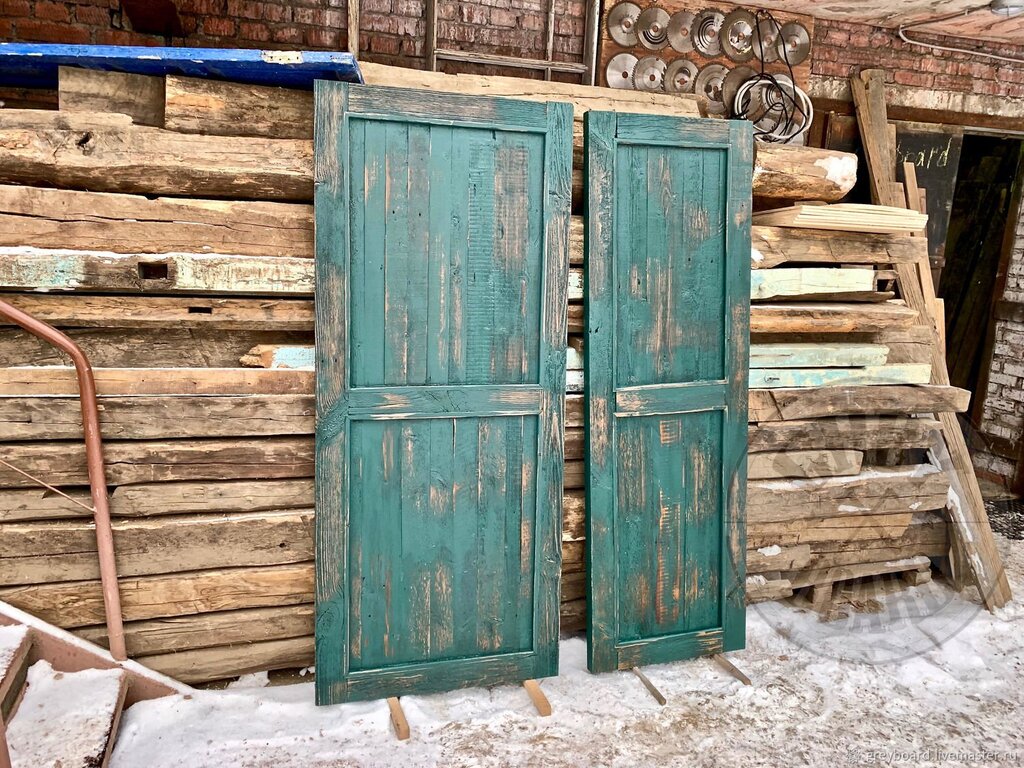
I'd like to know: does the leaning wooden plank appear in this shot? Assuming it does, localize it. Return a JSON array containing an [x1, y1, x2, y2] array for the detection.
[[0, 510, 314, 586], [0, 185, 313, 257], [0, 249, 313, 295], [753, 203, 928, 234], [749, 364, 932, 389], [751, 268, 875, 301], [58, 66, 165, 127], [164, 75, 313, 139], [0, 367, 311, 396], [750, 225, 927, 269], [0, 294, 315, 332], [0, 328, 312, 368], [749, 384, 970, 422], [0, 110, 312, 200], [136, 636, 314, 684], [77, 604, 315, 658], [0, 394, 315, 441], [748, 417, 941, 452], [0, 563, 314, 628], [0, 437, 314, 488], [747, 450, 863, 481], [751, 144, 857, 203], [750, 302, 918, 334], [750, 344, 889, 368]]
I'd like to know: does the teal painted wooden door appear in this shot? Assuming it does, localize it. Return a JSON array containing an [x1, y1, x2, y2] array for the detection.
[[314, 83, 572, 704], [584, 112, 752, 673]]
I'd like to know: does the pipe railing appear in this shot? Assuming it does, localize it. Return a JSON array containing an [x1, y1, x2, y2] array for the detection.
[[0, 298, 126, 660]]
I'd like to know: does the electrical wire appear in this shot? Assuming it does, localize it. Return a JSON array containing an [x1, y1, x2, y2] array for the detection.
[[898, 4, 1024, 65], [731, 9, 813, 144]]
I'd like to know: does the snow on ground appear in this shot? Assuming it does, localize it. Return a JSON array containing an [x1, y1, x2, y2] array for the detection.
[[113, 536, 1024, 768]]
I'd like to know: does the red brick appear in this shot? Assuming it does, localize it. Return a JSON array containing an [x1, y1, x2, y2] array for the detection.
[[393, 0, 421, 17], [74, 4, 110, 25], [226, 0, 290, 23], [490, 8, 517, 27], [202, 16, 237, 36], [238, 20, 270, 41], [304, 26, 340, 48], [363, 0, 392, 13], [369, 34, 400, 55], [270, 24, 302, 44], [94, 28, 160, 45], [17, 18, 92, 43], [34, 1, 71, 22], [0, 0, 30, 18]]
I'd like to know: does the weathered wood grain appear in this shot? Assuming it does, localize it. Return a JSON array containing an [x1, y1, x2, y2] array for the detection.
[[138, 636, 315, 684], [748, 384, 970, 421], [0, 437, 314, 488], [165, 75, 313, 139], [0, 563, 315, 628], [0, 249, 313, 295], [750, 225, 928, 269], [748, 417, 941, 452], [749, 343, 889, 368], [0, 394, 315, 441], [751, 268, 875, 301], [58, 66, 165, 127], [0, 328, 311, 368], [750, 302, 918, 334], [749, 363, 932, 389], [0, 294, 315, 332], [0, 110, 312, 200], [0, 510, 314, 585], [747, 450, 864, 480], [752, 143, 857, 202], [0, 367, 312, 396], [0, 185, 314, 257]]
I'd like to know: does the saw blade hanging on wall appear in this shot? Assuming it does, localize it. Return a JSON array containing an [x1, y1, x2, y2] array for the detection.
[[637, 7, 671, 50], [606, 52, 639, 89], [752, 18, 781, 64], [722, 65, 756, 115], [664, 59, 699, 94], [720, 9, 757, 63], [607, 2, 641, 47], [691, 9, 725, 58], [695, 63, 729, 114], [633, 56, 667, 91], [667, 11, 696, 53], [775, 21, 811, 66]]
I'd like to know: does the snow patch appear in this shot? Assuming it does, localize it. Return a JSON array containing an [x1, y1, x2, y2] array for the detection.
[[757, 545, 782, 557], [227, 671, 271, 690], [813, 154, 858, 193], [751, 247, 765, 264]]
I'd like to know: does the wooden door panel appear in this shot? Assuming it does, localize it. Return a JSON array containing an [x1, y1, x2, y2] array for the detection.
[[315, 83, 571, 704], [585, 112, 751, 673]]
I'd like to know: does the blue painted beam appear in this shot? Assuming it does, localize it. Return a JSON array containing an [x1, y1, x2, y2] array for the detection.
[[0, 43, 362, 90]]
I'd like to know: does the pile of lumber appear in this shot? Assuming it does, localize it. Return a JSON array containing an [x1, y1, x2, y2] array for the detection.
[[0, 61, 971, 686]]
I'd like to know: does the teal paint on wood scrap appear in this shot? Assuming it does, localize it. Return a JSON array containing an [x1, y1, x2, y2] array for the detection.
[[584, 112, 752, 674], [313, 82, 571, 705]]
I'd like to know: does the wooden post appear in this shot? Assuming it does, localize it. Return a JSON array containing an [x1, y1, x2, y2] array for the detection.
[[387, 697, 410, 740], [522, 680, 552, 717]]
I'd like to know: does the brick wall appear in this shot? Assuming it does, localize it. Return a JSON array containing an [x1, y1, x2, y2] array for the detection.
[[0, 1, 586, 71], [811, 18, 1024, 99], [974, 194, 1024, 484]]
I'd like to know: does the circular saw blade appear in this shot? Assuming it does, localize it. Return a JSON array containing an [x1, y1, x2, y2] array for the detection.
[[637, 7, 670, 50], [605, 52, 639, 89], [691, 9, 725, 58], [695, 63, 729, 114], [722, 66, 756, 115], [776, 21, 811, 66], [667, 11, 695, 53], [721, 9, 757, 63], [633, 56, 667, 92], [664, 59, 699, 94], [752, 18, 781, 64], [607, 2, 641, 47]]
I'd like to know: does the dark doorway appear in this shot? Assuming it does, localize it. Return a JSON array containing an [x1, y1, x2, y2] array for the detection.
[[940, 135, 1024, 410]]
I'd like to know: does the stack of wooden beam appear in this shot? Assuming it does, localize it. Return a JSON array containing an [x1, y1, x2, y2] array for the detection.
[[0, 61, 952, 685]]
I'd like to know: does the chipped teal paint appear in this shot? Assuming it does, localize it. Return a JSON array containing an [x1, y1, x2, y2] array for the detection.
[[584, 112, 752, 673], [314, 83, 571, 705]]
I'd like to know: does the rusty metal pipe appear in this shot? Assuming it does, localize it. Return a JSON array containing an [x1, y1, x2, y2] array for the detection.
[[0, 298, 126, 660]]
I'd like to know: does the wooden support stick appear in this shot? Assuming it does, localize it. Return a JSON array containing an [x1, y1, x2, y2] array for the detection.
[[387, 697, 410, 741], [712, 654, 752, 686], [522, 679, 552, 717], [631, 667, 667, 705]]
